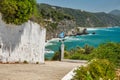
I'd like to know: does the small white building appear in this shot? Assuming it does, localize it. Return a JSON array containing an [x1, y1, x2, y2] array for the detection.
[[0, 14, 46, 63]]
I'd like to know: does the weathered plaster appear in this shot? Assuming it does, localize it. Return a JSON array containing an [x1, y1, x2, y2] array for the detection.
[[0, 14, 46, 63]]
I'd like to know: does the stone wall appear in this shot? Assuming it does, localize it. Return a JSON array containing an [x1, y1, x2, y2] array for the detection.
[[0, 14, 46, 63]]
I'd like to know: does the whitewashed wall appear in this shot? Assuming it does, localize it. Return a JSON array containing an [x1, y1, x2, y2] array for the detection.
[[0, 14, 46, 63]]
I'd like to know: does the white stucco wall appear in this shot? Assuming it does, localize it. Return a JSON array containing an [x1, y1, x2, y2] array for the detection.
[[0, 14, 46, 63]]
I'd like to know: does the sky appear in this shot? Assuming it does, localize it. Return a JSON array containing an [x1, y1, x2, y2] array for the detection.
[[37, 0, 120, 13]]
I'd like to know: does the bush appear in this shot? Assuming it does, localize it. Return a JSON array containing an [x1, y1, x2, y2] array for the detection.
[[23, 60, 28, 64], [69, 53, 91, 60], [36, 62, 39, 64], [66, 42, 120, 67], [67, 45, 94, 60], [90, 42, 120, 67], [72, 59, 116, 80], [64, 51, 70, 58], [83, 44, 94, 54], [69, 53, 81, 60], [0, 0, 37, 25], [52, 51, 60, 60]]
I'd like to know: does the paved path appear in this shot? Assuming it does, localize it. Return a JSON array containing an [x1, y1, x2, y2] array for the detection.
[[0, 61, 84, 80]]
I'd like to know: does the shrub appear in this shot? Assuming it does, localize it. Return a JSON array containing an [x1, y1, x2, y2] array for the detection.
[[67, 45, 94, 60], [83, 44, 94, 54], [72, 59, 116, 80], [90, 42, 120, 67], [67, 42, 120, 67], [45, 57, 49, 61], [52, 51, 60, 60], [23, 60, 28, 64], [64, 51, 70, 58], [0, 0, 37, 25], [69, 53, 81, 60], [36, 62, 39, 64], [69, 53, 91, 60]]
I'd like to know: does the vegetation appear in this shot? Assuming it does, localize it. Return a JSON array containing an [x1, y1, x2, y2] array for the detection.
[[38, 4, 120, 28], [51, 45, 93, 60], [72, 59, 116, 80], [23, 60, 28, 64], [37, 4, 73, 22], [0, 0, 37, 25], [0, 2, 120, 28], [52, 51, 60, 61], [61, 42, 120, 67], [37, 3, 73, 31], [51, 42, 120, 79], [52, 42, 120, 68], [36, 62, 39, 64], [66, 45, 94, 60], [90, 42, 120, 67]]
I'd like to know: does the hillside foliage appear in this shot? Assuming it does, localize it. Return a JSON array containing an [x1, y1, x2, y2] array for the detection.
[[37, 3, 73, 31], [38, 4, 120, 27]]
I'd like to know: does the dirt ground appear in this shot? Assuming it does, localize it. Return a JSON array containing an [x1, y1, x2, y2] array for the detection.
[[0, 61, 84, 80]]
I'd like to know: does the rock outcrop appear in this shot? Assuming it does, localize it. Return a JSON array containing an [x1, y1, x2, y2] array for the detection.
[[46, 20, 76, 40], [66, 27, 88, 36], [0, 14, 46, 63]]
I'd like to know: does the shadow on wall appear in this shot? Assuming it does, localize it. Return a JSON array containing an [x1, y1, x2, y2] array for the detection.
[[0, 14, 28, 52]]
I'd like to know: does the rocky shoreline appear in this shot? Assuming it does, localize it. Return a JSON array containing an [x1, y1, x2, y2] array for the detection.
[[66, 27, 89, 36], [46, 27, 91, 41]]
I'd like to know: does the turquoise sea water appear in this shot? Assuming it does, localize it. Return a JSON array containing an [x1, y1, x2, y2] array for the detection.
[[45, 26, 120, 59]]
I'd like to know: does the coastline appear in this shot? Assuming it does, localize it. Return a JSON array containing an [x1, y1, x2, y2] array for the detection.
[[45, 26, 120, 55], [87, 26, 120, 30], [45, 26, 120, 43]]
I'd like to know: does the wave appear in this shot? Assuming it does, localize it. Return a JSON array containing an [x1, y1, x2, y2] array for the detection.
[[64, 37, 83, 42], [103, 29, 114, 32], [87, 27, 115, 32], [45, 38, 60, 46], [45, 42, 55, 46], [88, 33, 93, 35], [87, 28, 99, 31], [114, 26, 120, 28], [45, 49, 54, 54], [47, 38, 60, 42]]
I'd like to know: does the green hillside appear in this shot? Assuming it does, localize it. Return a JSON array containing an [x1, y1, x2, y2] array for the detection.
[[37, 3, 120, 27]]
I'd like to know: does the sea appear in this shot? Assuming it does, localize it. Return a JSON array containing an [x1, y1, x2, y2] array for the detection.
[[45, 26, 120, 59]]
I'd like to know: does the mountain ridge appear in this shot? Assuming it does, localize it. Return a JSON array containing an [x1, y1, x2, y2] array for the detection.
[[109, 9, 120, 16]]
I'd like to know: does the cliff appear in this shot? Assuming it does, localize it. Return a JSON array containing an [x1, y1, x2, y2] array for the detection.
[[0, 14, 46, 63], [46, 19, 76, 40], [67, 27, 88, 36]]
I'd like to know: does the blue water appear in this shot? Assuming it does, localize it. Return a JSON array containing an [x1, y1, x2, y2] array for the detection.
[[45, 26, 120, 59]]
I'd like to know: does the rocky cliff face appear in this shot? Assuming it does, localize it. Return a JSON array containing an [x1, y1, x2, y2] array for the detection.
[[67, 27, 88, 36], [0, 14, 46, 63], [46, 20, 76, 40]]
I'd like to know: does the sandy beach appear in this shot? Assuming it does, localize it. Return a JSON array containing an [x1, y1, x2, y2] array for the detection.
[[0, 61, 83, 80]]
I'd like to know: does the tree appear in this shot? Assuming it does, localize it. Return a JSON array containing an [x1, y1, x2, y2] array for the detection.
[[0, 0, 37, 25]]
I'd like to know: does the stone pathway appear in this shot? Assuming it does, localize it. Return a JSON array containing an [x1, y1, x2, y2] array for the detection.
[[0, 61, 84, 80]]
